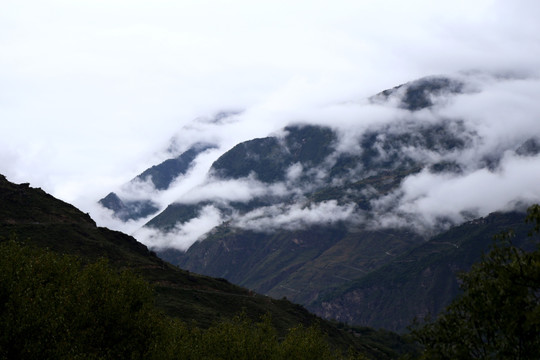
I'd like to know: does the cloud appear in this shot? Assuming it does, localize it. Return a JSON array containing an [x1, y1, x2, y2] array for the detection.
[[135, 205, 223, 251], [96, 72, 540, 248], [363, 76, 540, 232], [440, 77, 540, 155], [371, 152, 540, 233], [232, 200, 360, 232], [1, 0, 539, 248], [179, 176, 290, 204]]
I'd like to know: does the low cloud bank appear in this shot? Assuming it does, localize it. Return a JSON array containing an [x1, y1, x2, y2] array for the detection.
[[365, 75, 540, 233], [135, 200, 359, 249], [233, 201, 360, 232], [3, 1, 540, 248], [100, 73, 540, 251], [371, 153, 540, 234], [135, 205, 223, 251]]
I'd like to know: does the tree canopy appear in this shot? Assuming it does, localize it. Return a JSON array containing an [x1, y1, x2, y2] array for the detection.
[[0, 240, 366, 359], [412, 204, 540, 359]]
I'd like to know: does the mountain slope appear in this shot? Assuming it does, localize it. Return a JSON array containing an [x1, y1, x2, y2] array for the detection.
[[211, 125, 337, 183], [98, 74, 540, 332], [0, 174, 417, 358], [162, 226, 424, 305], [99, 143, 215, 221], [147, 77, 475, 318], [310, 211, 533, 332]]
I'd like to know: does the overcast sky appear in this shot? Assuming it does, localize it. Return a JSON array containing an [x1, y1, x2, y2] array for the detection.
[[1, 0, 540, 226]]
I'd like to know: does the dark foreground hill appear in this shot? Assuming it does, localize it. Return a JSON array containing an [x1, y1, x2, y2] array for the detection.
[[0, 174, 417, 359]]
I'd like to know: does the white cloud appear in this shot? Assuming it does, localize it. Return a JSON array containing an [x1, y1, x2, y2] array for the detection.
[[135, 205, 223, 251], [371, 151, 540, 233], [179, 176, 289, 204], [233, 201, 359, 232], [286, 163, 303, 182], [0, 0, 539, 243]]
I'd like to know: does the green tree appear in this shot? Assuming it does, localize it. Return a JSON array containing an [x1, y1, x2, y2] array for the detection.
[[0, 240, 367, 360], [411, 205, 540, 359], [0, 241, 164, 359]]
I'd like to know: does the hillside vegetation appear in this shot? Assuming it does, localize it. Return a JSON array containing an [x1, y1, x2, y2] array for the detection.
[[411, 205, 540, 359], [0, 174, 416, 359], [3, 175, 539, 358], [0, 240, 367, 359]]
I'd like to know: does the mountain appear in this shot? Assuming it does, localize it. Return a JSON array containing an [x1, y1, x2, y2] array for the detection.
[[146, 77, 476, 315], [98, 74, 540, 332], [309, 210, 534, 331], [99, 142, 215, 221], [0, 174, 419, 358], [372, 76, 464, 111]]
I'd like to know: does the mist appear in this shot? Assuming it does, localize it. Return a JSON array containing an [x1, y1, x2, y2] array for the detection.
[[130, 73, 540, 249], [1, 1, 539, 249]]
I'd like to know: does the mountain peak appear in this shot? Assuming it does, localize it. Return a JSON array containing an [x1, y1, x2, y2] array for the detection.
[[373, 75, 464, 110]]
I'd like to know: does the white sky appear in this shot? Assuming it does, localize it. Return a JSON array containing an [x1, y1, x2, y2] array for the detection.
[[1, 0, 539, 222]]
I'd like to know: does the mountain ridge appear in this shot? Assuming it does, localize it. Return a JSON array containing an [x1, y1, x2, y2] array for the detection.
[[96, 73, 540, 332], [0, 173, 419, 358], [99, 143, 216, 221], [310, 210, 532, 331]]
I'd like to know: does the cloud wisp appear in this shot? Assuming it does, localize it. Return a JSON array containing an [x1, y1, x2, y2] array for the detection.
[[232, 201, 360, 232], [135, 205, 223, 251]]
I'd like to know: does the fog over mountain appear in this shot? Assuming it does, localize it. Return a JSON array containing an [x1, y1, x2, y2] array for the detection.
[[0, 1, 539, 254], [89, 73, 540, 251], [2, 1, 540, 334]]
